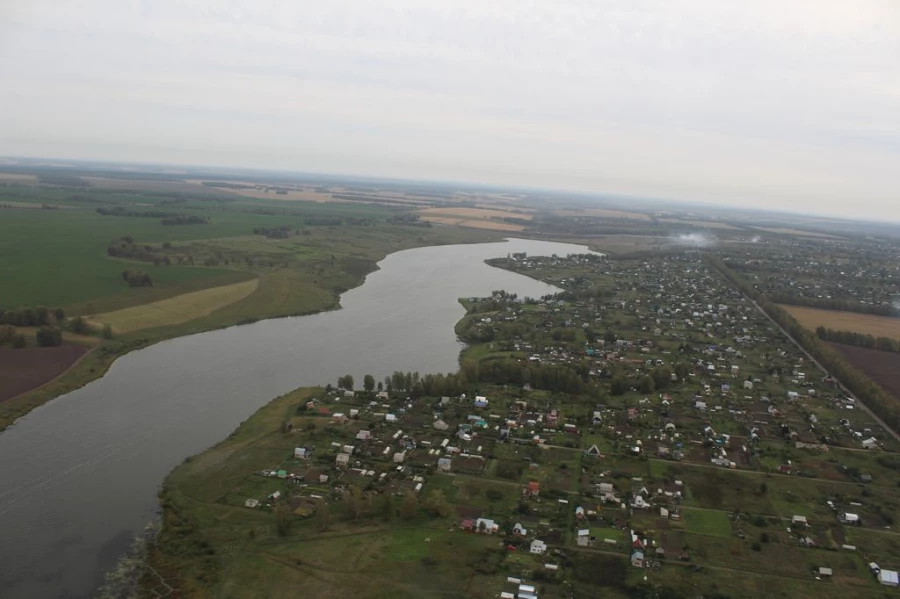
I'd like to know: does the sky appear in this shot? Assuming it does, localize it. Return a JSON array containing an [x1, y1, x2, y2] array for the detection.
[[1, 1, 899, 220]]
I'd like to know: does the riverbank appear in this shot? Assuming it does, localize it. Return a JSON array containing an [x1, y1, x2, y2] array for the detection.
[[0, 226, 501, 431]]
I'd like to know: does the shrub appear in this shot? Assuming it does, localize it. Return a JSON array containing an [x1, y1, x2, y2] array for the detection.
[[36, 326, 62, 347]]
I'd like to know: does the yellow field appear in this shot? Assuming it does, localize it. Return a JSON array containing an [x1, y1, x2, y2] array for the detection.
[[781, 305, 900, 339], [420, 206, 532, 221], [90, 279, 259, 333], [553, 208, 652, 221]]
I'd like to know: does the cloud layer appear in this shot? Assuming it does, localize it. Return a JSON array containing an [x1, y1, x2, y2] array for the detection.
[[1, 1, 898, 219]]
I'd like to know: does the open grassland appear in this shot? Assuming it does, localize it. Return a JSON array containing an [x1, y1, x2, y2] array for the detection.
[[90, 278, 259, 333], [781, 304, 900, 340], [553, 208, 652, 221]]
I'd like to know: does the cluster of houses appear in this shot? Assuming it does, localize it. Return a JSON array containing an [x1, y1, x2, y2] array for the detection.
[[722, 238, 900, 309]]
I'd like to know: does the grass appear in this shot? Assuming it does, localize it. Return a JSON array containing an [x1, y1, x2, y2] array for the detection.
[[89, 278, 260, 333], [780, 304, 900, 340], [682, 508, 733, 537]]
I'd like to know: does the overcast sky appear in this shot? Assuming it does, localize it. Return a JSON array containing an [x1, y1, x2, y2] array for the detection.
[[1, 1, 898, 219]]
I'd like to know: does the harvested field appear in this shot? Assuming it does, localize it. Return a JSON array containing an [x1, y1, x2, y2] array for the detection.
[[89, 278, 259, 333], [0, 345, 90, 402], [829, 343, 900, 398], [780, 305, 900, 340], [420, 206, 532, 221], [553, 208, 652, 220]]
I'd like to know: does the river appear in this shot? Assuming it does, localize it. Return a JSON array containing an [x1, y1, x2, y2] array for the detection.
[[0, 238, 596, 598]]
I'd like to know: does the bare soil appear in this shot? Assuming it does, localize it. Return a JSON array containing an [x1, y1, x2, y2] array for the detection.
[[829, 342, 900, 399], [0, 344, 89, 402]]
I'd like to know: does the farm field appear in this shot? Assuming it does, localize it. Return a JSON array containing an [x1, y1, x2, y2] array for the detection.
[[89, 278, 259, 333], [419, 206, 531, 231], [780, 305, 900, 340], [0, 344, 90, 402], [830, 343, 900, 399]]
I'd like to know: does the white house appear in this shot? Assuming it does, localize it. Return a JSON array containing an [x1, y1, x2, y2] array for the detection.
[[335, 453, 350, 468], [393, 451, 407, 464], [437, 457, 452, 472], [294, 447, 308, 459], [475, 518, 498, 534], [356, 430, 372, 441], [841, 512, 860, 524], [879, 570, 899, 587], [530, 539, 547, 555]]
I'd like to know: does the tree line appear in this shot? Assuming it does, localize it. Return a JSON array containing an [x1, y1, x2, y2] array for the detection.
[[766, 292, 898, 317], [97, 207, 180, 218], [815, 326, 900, 353], [707, 255, 900, 434]]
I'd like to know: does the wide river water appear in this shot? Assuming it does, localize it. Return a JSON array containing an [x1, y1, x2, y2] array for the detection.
[[0, 238, 595, 598]]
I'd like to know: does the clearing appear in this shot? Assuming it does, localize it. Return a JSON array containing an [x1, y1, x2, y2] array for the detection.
[[780, 305, 900, 340], [89, 278, 259, 333]]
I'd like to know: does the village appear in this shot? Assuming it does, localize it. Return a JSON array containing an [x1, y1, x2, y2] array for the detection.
[[220, 252, 900, 598]]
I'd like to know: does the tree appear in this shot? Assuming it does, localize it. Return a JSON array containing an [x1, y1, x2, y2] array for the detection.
[[12, 333, 26, 349], [338, 374, 354, 390], [102, 323, 114, 339], [363, 374, 376, 393], [377, 381, 384, 392], [275, 500, 293, 536], [122, 270, 153, 287], [400, 490, 418, 520], [314, 503, 331, 531], [0, 324, 14, 344], [639, 375, 655, 394], [71, 316, 89, 335], [344, 486, 365, 521], [610, 376, 628, 396], [423, 490, 451, 518], [381, 493, 395, 522], [36, 326, 62, 347]]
